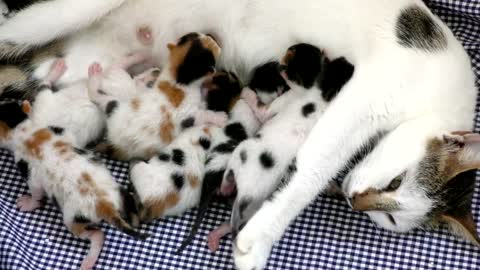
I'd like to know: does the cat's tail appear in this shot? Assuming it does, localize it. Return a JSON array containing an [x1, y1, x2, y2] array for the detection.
[[96, 199, 149, 240], [0, 0, 126, 59]]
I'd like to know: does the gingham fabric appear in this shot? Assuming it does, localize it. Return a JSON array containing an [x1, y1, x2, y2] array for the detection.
[[1, 1, 480, 269]]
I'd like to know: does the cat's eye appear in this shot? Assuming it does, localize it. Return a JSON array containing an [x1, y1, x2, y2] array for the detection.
[[385, 176, 402, 191]]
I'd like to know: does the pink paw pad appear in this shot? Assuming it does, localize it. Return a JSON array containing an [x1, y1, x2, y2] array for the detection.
[[88, 63, 103, 78], [16, 195, 41, 212]]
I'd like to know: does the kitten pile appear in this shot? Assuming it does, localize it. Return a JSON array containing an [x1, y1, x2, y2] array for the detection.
[[0, 31, 354, 269]]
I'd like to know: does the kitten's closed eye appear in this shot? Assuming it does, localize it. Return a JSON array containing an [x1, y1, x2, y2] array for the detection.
[[385, 175, 403, 191]]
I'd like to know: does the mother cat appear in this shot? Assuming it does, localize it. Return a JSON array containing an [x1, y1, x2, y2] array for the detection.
[[0, 0, 478, 269]]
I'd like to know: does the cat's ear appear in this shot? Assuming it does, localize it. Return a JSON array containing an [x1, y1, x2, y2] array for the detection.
[[22, 100, 32, 116], [167, 43, 176, 51], [443, 132, 480, 179], [439, 170, 480, 246]]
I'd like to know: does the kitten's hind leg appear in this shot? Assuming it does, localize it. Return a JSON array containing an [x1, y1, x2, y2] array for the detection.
[[69, 222, 105, 270], [16, 186, 44, 212], [208, 222, 231, 252], [42, 58, 67, 87]]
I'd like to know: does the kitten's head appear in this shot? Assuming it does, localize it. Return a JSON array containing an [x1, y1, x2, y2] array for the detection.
[[0, 100, 30, 147], [167, 32, 221, 85], [201, 70, 242, 113], [281, 43, 328, 89], [248, 61, 290, 105], [348, 132, 480, 245]]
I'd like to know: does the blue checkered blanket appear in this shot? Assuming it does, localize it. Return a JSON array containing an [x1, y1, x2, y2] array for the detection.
[[1, 1, 480, 269]]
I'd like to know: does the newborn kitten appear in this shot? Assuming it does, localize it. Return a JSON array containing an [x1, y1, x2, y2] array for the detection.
[[0, 100, 146, 270], [87, 32, 227, 160], [209, 44, 354, 251]]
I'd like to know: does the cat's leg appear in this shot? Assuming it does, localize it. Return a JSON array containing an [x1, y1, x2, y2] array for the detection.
[[0, 0, 126, 50], [241, 87, 302, 123], [39, 58, 67, 89], [17, 168, 45, 212], [208, 222, 231, 252], [87, 63, 120, 113], [233, 83, 392, 270]]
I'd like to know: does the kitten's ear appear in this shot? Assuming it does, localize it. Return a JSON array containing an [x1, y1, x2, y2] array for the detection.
[[22, 100, 32, 116], [442, 213, 480, 246], [167, 43, 176, 51], [443, 132, 480, 178], [440, 170, 480, 246]]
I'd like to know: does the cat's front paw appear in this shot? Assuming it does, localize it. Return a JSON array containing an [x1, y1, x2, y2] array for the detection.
[[233, 229, 273, 270]]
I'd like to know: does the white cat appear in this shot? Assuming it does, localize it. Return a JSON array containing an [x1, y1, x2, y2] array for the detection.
[[0, 1, 477, 269]]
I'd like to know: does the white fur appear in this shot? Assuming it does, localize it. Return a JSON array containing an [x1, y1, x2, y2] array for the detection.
[[130, 126, 211, 218], [0, 1, 476, 269]]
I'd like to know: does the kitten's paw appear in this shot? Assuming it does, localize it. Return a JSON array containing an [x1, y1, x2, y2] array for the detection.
[[80, 256, 97, 270], [88, 62, 103, 78], [16, 195, 41, 212], [233, 231, 273, 270], [46, 59, 67, 83], [210, 112, 228, 127], [207, 231, 221, 252], [241, 88, 258, 106]]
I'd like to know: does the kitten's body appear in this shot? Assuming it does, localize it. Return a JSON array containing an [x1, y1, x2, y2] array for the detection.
[[87, 34, 227, 160], [0, 1, 477, 269], [129, 126, 213, 222]]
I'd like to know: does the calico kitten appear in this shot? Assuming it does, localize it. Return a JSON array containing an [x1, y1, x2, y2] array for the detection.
[[0, 100, 146, 270], [87, 33, 227, 160], [129, 70, 244, 225], [210, 44, 354, 250]]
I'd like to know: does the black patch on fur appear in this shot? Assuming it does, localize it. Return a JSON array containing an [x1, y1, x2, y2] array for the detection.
[[284, 43, 326, 88], [240, 150, 247, 164], [50, 195, 60, 209], [181, 117, 195, 130], [212, 140, 237, 154], [146, 81, 155, 88], [0, 101, 28, 128], [120, 187, 141, 225], [254, 133, 262, 139], [224, 122, 248, 142], [301, 103, 316, 117], [105, 100, 118, 117], [171, 173, 185, 190], [3, 0, 46, 11], [396, 5, 447, 51], [48, 126, 64, 135], [158, 152, 171, 162], [97, 89, 107, 95], [199, 137, 211, 150], [334, 131, 386, 184], [73, 215, 92, 224], [205, 71, 242, 112], [176, 36, 216, 85], [16, 159, 29, 179], [259, 151, 275, 169], [73, 147, 88, 155], [320, 57, 355, 102], [249, 61, 290, 95], [177, 32, 200, 46], [171, 149, 185, 166]]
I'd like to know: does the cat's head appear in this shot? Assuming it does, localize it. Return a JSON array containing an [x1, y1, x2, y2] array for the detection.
[[281, 43, 328, 89], [167, 32, 221, 85], [248, 61, 290, 105], [201, 70, 242, 113], [347, 132, 480, 245], [0, 100, 30, 147]]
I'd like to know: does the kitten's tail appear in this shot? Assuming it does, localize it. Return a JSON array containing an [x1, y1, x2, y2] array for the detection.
[[97, 199, 149, 240], [0, 0, 127, 58]]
